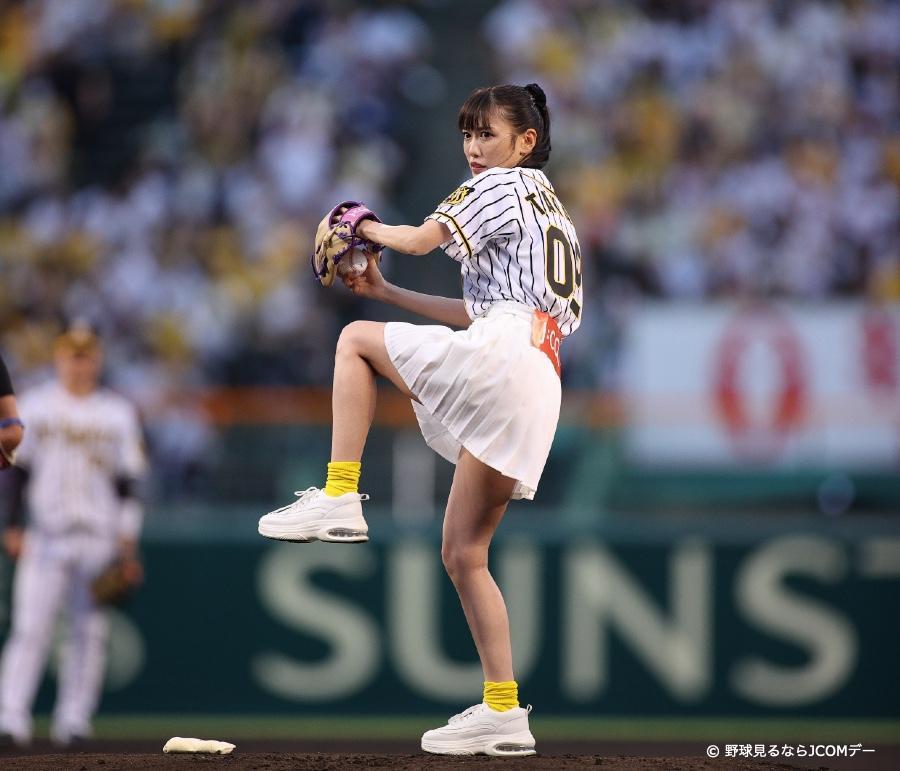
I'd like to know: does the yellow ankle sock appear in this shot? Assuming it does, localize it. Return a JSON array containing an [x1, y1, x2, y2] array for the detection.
[[324, 461, 361, 497], [483, 680, 518, 712]]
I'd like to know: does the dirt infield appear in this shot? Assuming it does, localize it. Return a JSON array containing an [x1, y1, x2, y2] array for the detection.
[[2, 739, 897, 770], [0, 751, 814, 771]]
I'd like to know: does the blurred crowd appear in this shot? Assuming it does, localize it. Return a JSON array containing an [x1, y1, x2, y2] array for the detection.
[[0, 0, 430, 494], [5, 0, 898, 385], [0, 0, 434, 489], [486, 0, 900, 303], [0, 0, 431, 390]]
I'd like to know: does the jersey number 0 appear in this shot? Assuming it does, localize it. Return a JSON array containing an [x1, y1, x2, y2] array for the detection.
[[545, 225, 581, 309]]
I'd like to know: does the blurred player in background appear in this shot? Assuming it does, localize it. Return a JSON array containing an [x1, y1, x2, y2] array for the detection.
[[0, 354, 24, 470], [259, 83, 581, 756], [0, 324, 146, 747]]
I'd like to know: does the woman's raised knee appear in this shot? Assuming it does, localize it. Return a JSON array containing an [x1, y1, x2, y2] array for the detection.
[[336, 320, 378, 358]]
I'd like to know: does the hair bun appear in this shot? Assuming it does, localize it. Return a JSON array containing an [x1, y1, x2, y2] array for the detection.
[[524, 83, 547, 108]]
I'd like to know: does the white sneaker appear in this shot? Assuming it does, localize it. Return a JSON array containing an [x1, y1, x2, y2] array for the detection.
[[257, 487, 369, 543], [421, 703, 536, 757]]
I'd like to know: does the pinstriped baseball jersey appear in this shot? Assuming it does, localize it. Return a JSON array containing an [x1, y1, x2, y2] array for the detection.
[[427, 166, 583, 336], [15, 381, 146, 538]]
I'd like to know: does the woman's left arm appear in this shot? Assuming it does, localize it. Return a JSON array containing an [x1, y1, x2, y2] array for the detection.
[[357, 219, 450, 256]]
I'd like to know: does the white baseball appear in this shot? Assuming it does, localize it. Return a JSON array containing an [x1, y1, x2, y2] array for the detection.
[[338, 248, 368, 276]]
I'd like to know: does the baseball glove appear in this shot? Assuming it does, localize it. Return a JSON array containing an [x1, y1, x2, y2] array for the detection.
[[311, 201, 384, 287], [91, 558, 141, 606]]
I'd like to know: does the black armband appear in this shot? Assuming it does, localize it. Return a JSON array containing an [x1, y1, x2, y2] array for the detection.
[[0, 354, 13, 397]]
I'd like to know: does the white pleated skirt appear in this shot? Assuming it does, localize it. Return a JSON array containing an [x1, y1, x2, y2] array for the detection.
[[384, 301, 561, 500]]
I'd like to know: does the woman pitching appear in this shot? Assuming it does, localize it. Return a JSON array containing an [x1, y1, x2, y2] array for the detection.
[[258, 83, 582, 756]]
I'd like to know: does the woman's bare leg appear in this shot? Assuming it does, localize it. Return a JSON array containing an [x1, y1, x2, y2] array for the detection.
[[335, 324, 517, 676], [441, 448, 517, 682], [331, 321, 416, 461]]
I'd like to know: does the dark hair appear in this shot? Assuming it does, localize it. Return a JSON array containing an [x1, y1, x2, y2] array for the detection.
[[457, 83, 551, 169]]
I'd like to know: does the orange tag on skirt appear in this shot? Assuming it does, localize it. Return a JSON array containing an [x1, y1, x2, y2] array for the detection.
[[531, 310, 561, 377]]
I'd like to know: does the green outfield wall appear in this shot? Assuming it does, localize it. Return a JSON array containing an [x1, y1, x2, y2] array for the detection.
[[3, 518, 899, 718]]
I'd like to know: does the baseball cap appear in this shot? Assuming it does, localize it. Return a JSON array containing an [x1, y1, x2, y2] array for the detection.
[[55, 321, 101, 354]]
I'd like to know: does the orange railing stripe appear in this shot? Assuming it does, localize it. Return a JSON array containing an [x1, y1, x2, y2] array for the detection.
[[159, 388, 625, 429]]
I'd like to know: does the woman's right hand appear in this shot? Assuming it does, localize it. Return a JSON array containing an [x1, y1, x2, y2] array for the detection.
[[342, 253, 391, 301], [3, 526, 24, 560]]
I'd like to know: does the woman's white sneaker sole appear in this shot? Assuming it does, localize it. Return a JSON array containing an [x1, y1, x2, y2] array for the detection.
[[257, 518, 368, 543], [257, 489, 369, 543], [421, 730, 536, 757]]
